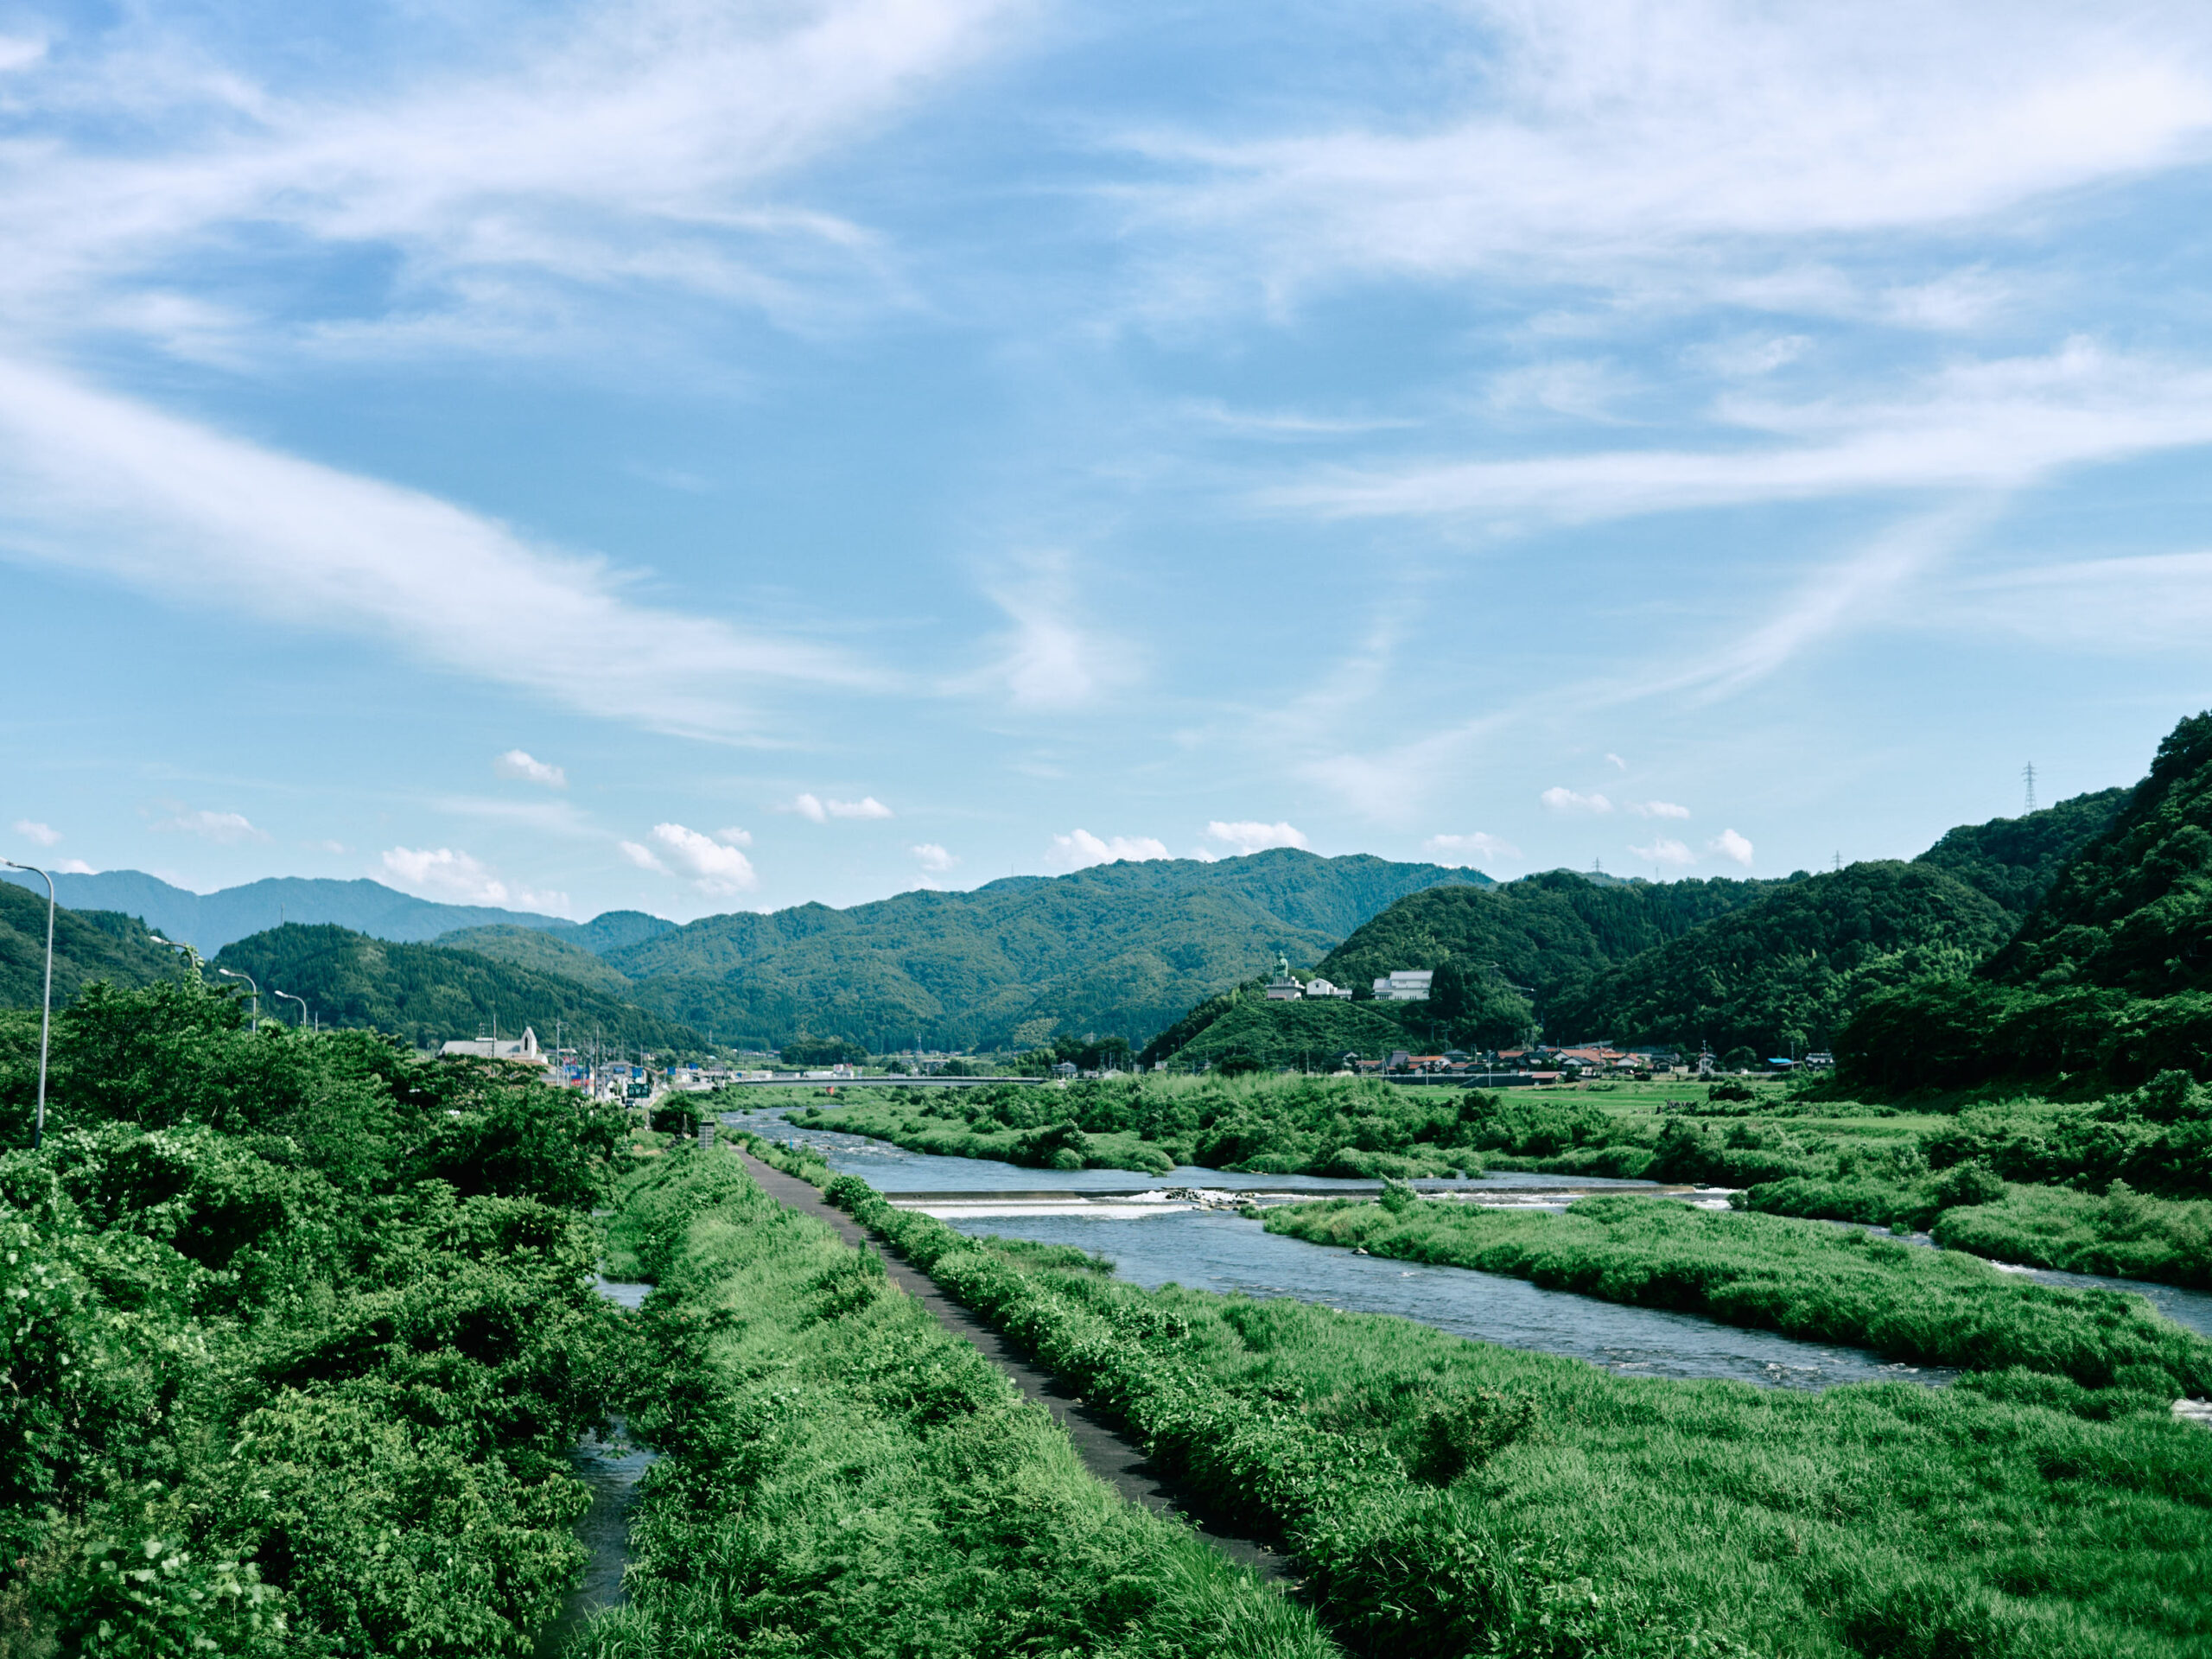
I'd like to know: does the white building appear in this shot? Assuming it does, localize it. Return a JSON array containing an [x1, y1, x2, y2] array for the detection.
[[1304, 977, 1353, 1000], [439, 1026, 548, 1065], [1372, 970, 1433, 1001]]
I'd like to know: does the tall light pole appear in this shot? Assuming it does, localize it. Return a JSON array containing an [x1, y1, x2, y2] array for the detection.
[[272, 988, 308, 1027], [150, 935, 202, 974], [216, 966, 259, 1022], [4, 861, 54, 1151]]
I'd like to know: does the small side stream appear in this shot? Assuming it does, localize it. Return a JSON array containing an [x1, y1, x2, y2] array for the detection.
[[534, 1275, 658, 1658]]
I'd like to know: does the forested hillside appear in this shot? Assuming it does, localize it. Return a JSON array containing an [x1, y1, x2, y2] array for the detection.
[[0, 880, 177, 1007], [1316, 869, 1782, 1007], [1913, 788, 2127, 915], [600, 850, 1488, 1050], [213, 924, 704, 1053], [1550, 862, 2013, 1055], [1845, 713, 2212, 1091], [437, 923, 639, 995]]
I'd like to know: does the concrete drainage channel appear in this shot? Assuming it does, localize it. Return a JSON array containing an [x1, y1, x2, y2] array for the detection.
[[734, 1151, 1294, 1581]]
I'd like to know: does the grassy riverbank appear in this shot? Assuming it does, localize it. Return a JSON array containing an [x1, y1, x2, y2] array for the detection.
[[1264, 1192, 2212, 1396], [749, 1136, 2212, 1659], [578, 1147, 1334, 1658]]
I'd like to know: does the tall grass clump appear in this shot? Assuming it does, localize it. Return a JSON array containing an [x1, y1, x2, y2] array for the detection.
[[572, 1146, 1334, 1659], [1266, 1193, 2212, 1397]]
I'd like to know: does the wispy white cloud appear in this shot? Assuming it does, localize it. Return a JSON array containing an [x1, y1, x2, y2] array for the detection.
[[1125, 1, 2212, 308], [156, 808, 267, 844], [0, 0, 1021, 354], [380, 845, 569, 912], [1708, 828, 1755, 867], [1541, 786, 1613, 814], [1423, 831, 1520, 863], [1604, 753, 1628, 771], [715, 826, 755, 847], [912, 842, 958, 873], [0, 360, 877, 741], [12, 819, 59, 846], [1628, 800, 1690, 819], [1630, 836, 1695, 868], [1267, 345, 2212, 526], [980, 550, 1139, 711], [54, 858, 95, 874], [1045, 829, 1169, 872], [494, 748, 567, 787], [1203, 820, 1308, 856]]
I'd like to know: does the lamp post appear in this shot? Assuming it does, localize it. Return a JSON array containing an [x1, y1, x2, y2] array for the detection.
[[216, 966, 259, 1022], [149, 935, 202, 974], [272, 988, 308, 1028], [3, 860, 54, 1151]]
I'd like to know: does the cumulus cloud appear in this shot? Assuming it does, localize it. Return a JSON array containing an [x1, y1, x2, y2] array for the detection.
[[380, 846, 569, 912], [1423, 831, 1521, 863], [1541, 787, 1613, 814], [12, 819, 59, 846], [1708, 828, 1756, 867], [494, 749, 567, 788], [714, 827, 754, 847], [54, 858, 95, 874], [912, 842, 958, 873], [1630, 837, 1696, 868], [1628, 800, 1692, 819], [785, 792, 893, 822], [1203, 820, 1309, 856], [1046, 830, 1170, 873], [624, 823, 758, 895], [156, 809, 267, 844]]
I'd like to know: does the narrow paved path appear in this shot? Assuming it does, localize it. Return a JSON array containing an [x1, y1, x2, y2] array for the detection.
[[735, 1151, 1291, 1581]]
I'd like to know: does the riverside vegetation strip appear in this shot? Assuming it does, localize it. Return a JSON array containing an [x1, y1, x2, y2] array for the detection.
[[578, 1147, 1333, 1659], [743, 1134, 2212, 1659], [0, 977, 632, 1656], [1263, 1189, 2212, 1400]]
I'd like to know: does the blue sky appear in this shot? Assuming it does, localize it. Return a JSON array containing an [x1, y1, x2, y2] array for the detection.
[[3, 0, 2210, 920]]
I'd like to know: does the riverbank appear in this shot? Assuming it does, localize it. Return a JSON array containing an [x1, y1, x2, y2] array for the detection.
[[750, 1134, 2212, 1657], [567, 1147, 1332, 1657]]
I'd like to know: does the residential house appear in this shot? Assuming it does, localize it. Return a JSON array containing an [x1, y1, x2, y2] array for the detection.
[[1372, 969, 1433, 1001]]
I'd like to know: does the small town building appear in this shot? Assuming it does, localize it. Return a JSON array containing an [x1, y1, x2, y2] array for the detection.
[[439, 1027, 547, 1066], [1372, 969, 1434, 1001], [1305, 976, 1352, 1000]]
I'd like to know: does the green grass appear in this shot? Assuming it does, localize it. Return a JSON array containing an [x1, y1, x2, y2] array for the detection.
[[772, 1147, 2212, 1658], [575, 1148, 1333, 1659], [1265, 1192, 2212, 1396]]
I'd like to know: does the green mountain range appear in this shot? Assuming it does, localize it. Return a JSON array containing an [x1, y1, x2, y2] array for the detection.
[[568, 850, 1491, 1050], [1146, 790, 2129, 1065], [210, 924, 703, 1055], [0, 880, 180, 1009]]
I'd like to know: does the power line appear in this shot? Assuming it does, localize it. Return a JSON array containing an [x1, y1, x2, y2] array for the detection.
[[2023, 761, 2037, 815]]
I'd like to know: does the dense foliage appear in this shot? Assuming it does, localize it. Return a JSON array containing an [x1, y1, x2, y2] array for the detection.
[[798, 1074, 1751, 1180], [774, 1142, 2212, 1658], [0, 880, 176, 1009], [211, 923, 703, 1055], [0, 977, 631, 1656], [581, 1150, 1333, 1659], [592, 849, 1486, 1051], [1842, 715, 2212, 1092], [1266, 1192, 2212, 1395], [1548, 861, 2013, 1056], [1912, 788, 2127, 916], [430, 925, 639, 995]]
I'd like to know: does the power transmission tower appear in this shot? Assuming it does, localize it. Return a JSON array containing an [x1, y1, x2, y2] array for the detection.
[[2023, 762, 2037, 815]]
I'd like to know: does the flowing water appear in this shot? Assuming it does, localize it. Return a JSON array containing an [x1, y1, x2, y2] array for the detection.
[[729, 1108, 1950, 1390], [535, 1276, 658, 1658]]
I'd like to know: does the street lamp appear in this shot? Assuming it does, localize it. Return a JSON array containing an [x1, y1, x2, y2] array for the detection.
[[272, 988, 308, 1028], [3, 860, 54, 1151], [149, 934, 203, 973], [216, 966, 259, 1022]]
